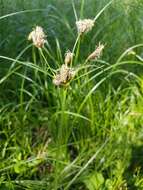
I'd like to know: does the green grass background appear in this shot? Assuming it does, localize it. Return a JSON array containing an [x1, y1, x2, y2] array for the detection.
[[0, 0, 143, 189]]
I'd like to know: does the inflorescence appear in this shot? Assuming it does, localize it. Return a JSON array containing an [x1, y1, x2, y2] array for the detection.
[[28, 18, 104, 87]]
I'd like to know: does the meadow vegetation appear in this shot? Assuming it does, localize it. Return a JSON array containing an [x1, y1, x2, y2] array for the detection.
[[0, 0, 143, 189]]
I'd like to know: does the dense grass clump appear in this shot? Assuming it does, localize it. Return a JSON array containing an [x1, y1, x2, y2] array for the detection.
[[0, 0, 143, 189]]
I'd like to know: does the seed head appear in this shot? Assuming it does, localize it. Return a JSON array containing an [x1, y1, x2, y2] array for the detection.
[[59, 64, 70, 83], [87, 43, 105, 61], [53, 74, 62, 86], [53, 64, 76, 86], [65, 50, 74, 65], [76, 19, 94, 34], [28, 26, 46, 48]]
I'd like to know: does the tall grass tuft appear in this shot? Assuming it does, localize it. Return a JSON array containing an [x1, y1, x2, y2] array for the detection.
[[0, 0, 143, 189]]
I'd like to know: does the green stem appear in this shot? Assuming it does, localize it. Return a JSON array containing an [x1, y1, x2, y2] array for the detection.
[[39, 48, 55, 76]]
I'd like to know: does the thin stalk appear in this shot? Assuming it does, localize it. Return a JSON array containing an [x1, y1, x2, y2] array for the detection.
[[72, 0, 78, 21], [72, 34, 81, 54], [59, 88, 68, 144], [0, 8, 54, 20], [44, 45, 59, 66], [19, 68, 27, 118], [32, 46, 43, 87], [80, 0, 85, 19], [71, 35, 81, 67], [39, 48, 55, 76], [94, 0, 114, 22]]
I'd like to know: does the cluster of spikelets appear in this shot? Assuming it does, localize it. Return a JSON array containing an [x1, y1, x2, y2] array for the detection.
[[28, 19, 104, 87]]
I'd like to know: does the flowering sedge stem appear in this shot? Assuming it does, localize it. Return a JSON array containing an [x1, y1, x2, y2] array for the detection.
[[44, 43, 59, 66], [38, 48, 55, 76], [93, 0, 113, 22], [72, 0, 78, 21], [71, 34, 81, 66], [72, 34, 81, 54]]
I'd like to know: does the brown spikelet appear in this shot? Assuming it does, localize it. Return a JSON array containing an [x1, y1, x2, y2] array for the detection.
[[87, 43, 105, 61], [64, 50, 74, 65], [53, 64, 76, 86]]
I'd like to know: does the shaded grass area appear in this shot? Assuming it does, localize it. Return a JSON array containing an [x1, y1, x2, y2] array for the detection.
[[0, 0, 143, 189]]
